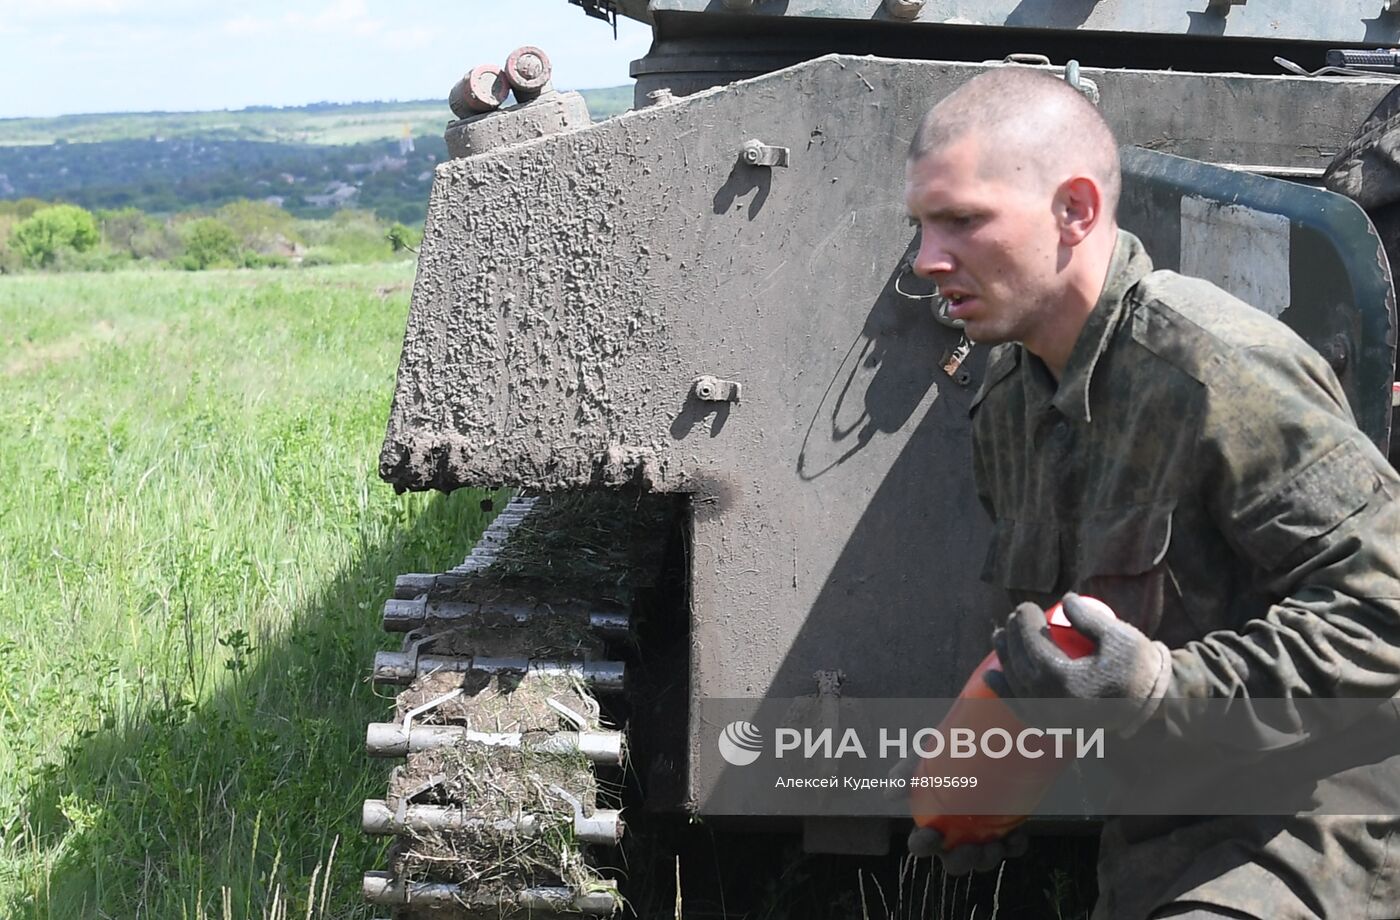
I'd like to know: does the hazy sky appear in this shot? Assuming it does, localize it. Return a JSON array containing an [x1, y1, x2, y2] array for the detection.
[[0, 0, 651, 119]]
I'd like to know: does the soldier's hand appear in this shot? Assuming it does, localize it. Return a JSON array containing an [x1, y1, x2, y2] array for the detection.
[[906, 825, 1028, 875], [985, 594, 1171, 731]]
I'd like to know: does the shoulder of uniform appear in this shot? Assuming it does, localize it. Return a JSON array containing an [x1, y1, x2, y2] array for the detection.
[[1126, 270, 1317, 384], [969, 343, 1020, 415]]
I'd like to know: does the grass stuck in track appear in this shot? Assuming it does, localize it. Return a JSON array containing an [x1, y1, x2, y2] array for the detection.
[[0, 264, 500, 918]]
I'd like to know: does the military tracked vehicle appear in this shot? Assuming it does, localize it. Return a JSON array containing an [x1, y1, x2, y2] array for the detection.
[[360, 4, 1400, 916]]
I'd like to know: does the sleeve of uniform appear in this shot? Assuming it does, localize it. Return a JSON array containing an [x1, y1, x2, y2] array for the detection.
[[1168, 343, 1400, 705]]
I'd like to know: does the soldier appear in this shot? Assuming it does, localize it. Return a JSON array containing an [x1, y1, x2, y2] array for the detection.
[[901, 68, 1400, 919]]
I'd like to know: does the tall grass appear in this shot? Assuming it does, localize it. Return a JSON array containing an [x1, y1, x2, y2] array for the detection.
[[0, 264, 498, 917]]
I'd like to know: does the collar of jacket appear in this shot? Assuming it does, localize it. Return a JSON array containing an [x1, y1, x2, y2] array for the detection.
[[1046, 229, 1155, 424]]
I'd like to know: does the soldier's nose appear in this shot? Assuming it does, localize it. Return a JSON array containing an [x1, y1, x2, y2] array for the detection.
[[913, 248, 954, 278], [912, 235, 955, 278]]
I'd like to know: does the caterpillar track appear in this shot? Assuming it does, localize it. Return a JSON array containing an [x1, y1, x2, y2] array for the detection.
[[362, 492, 672, 918]]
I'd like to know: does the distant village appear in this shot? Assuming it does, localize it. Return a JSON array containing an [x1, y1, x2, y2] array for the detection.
[[0, 130, 446, 224]]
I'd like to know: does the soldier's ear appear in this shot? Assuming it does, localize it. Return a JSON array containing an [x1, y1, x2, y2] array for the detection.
[[1055, 175, 1103, 247]]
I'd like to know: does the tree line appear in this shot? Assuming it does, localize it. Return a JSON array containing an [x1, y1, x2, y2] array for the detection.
[[0, 198, 421, 273]]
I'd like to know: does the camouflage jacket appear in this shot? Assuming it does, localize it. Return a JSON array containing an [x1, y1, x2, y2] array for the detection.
[[970, 231, 1400, 920]]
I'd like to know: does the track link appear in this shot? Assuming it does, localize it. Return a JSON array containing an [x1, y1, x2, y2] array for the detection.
[[363, 492, 669, 918]]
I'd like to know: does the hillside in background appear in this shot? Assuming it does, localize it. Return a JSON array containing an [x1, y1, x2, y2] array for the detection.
[[0, 87, 634, 225], [0, 135, 449, 224], [0, 87, 634, 146], [0, 101, 450, 147]]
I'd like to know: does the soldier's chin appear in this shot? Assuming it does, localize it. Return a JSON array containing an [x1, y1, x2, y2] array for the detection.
[[960, 321, 1005, 345]]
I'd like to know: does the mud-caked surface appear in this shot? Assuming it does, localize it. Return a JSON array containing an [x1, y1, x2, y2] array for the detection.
[[414, 586, 629, 632], [388, 744, 604, 892], [394, 671, 601, 731], [410, 623, 605, 660], [446, 92, 592, 160], [400, 493, 671, 667], [475, 492, 670, 590], [381, 99, 681, 493], [438, 572, 635, 613], [366, 491, 653, 913], [381, 55, 1395, 495]]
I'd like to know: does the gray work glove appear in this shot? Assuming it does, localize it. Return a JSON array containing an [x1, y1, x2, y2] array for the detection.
[[985, 593, 1172, 734], [906, 825, 1029, 875]]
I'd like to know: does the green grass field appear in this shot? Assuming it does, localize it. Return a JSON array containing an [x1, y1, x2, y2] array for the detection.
[[0, 264, 500, 917]]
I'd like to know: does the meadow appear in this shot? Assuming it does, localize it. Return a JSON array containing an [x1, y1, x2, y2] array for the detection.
[[0, 263, 499, 917]]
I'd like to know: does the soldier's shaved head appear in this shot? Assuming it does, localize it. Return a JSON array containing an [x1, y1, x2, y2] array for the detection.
[[909, 68, 1120, 219], [904, 67, 1125, 373]]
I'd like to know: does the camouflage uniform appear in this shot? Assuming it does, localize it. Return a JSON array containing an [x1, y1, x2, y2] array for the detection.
[[970, 230, 1400, 919]]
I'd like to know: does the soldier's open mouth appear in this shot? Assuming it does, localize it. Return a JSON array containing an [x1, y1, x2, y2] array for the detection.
[[946, 295, 976, 317]]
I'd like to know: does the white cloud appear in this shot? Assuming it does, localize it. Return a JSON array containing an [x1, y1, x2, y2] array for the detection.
[[309, 0, 371, 28], [0, 0, 193, 18], [220, 16, 273, 36], [0, 0, 125, 11], [221, 3, 431, 52], [383, 26, 434, 51], [286, 0, 383, 36], [219, 8, 373, 48]]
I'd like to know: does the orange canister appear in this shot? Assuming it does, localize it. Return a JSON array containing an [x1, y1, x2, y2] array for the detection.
[[909, 597, 1112, 849]]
